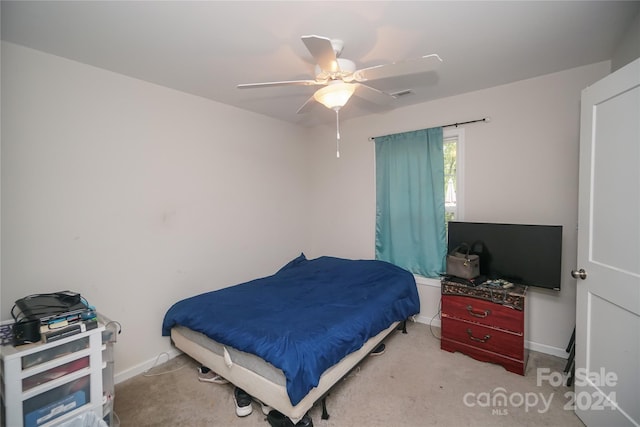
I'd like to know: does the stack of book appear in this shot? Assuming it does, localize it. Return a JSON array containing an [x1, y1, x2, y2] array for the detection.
[[40, 314, 98, 343]]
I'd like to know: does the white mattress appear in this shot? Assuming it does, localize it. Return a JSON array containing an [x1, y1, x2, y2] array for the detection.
[[171, 321, 399, 423]]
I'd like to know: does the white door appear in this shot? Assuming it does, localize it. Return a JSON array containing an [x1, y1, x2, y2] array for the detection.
[[574, 57, 640, 427]]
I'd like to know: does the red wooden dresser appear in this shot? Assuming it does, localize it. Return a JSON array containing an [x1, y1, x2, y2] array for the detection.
[[440, 279, 528, 375]]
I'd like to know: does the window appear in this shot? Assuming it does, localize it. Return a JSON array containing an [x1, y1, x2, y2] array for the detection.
[[443, 128, 464, 223]]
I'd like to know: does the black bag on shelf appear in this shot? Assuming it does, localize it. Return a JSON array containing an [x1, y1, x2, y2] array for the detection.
[[469, 240, 491, 276]]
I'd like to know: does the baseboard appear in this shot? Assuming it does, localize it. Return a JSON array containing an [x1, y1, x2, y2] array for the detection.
[[115, 347, 182, 384], [525, 340, 569, 359]]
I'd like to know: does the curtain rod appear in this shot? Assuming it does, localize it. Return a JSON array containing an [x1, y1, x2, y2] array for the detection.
[[368, 117, 490, 141]]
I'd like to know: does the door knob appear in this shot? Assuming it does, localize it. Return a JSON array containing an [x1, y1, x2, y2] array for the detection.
[[571, 269, 587, 280]]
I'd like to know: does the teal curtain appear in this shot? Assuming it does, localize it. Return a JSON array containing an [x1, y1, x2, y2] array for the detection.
[[375, 127, 446, 277]]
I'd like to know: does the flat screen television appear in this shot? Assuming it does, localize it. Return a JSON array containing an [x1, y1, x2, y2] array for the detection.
[[447, 221, 563, 291]]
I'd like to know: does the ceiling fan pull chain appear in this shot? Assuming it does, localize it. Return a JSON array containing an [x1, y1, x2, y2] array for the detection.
[[335, 109, 341, 158]]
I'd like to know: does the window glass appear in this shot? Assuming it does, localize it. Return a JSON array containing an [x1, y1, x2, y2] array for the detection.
[[444, 136, 458, 222], [443, 127, 464, 228]]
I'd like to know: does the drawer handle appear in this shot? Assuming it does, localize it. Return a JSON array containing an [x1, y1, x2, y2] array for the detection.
[[466, 305, 491, 318], [466, 328, 491, 343]]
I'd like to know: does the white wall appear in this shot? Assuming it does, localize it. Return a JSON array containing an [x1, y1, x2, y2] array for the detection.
[[1, 42, 310, 379], [0, 38, 615, 379], [612, 9, 640, 72], [305, 61, 611, 356]]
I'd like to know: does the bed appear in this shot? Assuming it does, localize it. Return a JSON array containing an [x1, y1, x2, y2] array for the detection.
[[162, 254, 420, 423]]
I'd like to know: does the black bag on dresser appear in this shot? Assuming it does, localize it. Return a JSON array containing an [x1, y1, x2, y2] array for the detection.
[[446, 242, 480, 279], [469, 240, 491, 276]]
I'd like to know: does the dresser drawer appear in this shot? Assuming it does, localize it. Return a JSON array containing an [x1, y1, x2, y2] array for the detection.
[[442, 317, 524, 360], [441, 295, 523, 333]]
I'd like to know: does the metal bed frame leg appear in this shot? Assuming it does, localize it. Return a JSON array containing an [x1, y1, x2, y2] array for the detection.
[[397, 319, 408, 334], [321, 396, 330, 420]]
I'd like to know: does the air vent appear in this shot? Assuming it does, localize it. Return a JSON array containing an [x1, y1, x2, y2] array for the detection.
[[390, 89, 413, 98]]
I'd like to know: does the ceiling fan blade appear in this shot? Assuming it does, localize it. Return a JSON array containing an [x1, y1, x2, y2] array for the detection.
[[301, 35, 339, 72], [351, 54, 443, 82], [237, 79, 323, 89], [353, 83, 396, 105]]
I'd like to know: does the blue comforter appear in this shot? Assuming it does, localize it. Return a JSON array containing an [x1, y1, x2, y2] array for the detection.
[[162, 254, 420, 405]]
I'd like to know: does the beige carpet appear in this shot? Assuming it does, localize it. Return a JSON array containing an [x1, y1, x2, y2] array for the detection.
[[114, 322, 584, 426]]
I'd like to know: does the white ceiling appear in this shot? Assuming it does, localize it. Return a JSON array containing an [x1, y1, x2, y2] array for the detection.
[[2, 1, 639, 127]]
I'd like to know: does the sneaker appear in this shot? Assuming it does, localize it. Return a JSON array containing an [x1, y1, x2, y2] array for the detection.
[[197, 367, 229, 384], [267, 410, 290, 427], [234, 387, 253, 417], [295, 413, 313, 427], [254, 398, 272, 415], [370, 343, 385, 356], [267, 410, 313, 427]]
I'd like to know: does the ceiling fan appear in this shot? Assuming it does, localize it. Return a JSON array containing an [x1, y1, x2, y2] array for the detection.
[[238, 35, 443, 157]]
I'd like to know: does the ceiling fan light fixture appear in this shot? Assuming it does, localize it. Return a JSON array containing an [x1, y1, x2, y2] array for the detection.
[[313, 82, 355, 110]]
